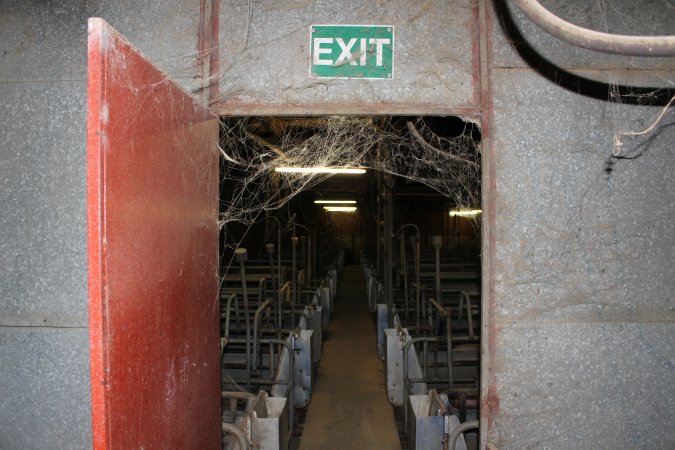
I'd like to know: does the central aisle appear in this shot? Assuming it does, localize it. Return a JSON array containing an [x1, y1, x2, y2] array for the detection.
[[299, 265, 400, 450]]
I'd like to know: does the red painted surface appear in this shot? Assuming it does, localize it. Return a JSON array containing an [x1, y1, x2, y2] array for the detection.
[[87, 18, 220, 449]]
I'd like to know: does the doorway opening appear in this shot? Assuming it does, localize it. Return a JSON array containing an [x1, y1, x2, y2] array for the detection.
[[217, 115, 482, 449]]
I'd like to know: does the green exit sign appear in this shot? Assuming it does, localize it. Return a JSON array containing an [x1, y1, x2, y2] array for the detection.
[[310, 25, 394, 79]]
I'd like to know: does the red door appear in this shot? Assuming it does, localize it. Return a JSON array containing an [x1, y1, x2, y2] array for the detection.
[[87, 18, 220, 449]]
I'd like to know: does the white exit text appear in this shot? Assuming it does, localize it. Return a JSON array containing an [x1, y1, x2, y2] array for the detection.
[[313, 37, 391, 67]]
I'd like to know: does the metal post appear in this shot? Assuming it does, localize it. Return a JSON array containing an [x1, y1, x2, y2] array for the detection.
[[265, 242, 279, 330], [384, 176, 394, 328], [256, 215, 282, 330], [413, 235, 421, 327], [393, 223, 420, 325], [277, 226, 282, 328], [300, 235, 307, 290], [235, 247, 251, 390], [222, 423, 249, 450], [291, 235, 298, 327], [312, 230, 317, 285], [446, 420, 479, 450], [252, 299, 271, 373], [446, 310, 454, 389], [432, 235, 443, 308], [399, 234, 409, 322], [376, 178, 382, 274]]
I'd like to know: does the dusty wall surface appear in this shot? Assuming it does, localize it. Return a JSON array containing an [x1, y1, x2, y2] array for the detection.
[[486, 1, 675, 448], [0, 1, 202, 447], [216, 0, 480, 115]]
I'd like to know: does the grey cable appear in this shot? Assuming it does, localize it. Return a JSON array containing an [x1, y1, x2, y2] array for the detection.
[[511, 0, 675, 56]]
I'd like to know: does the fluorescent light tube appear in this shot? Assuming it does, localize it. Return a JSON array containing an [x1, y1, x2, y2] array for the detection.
[[323, 206, 358, 212], [449, 209, 482, 217], [275, 167, 366, 174], [314, 200, 357, 204]]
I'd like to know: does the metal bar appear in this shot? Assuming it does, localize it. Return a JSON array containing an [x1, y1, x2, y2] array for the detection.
[[265, 336, 295, 397], [300, 235, 307, 286], [279, 282, 291, 330], [384, 171, 394, 328], [423, 341, 428, 379], [223, 293, 237, 338], [428, 297, 455, 389], [257, 278, 266, 308], [252, 299, 272, 373], [294, 221, 312, 287], [278, 227, 282, 329], [428, 297, 449, 318], [403, 335, 443, 425], [446, 311, 454, 389], [399, 235, 409, 322], [235, 248, 252, 390], [376, 163, 382, 275], [433, 236, 443, 307], [220, 391, 256, 400], [414, 234, 421, 328], [265, 243, 279, 330], [291, 233, 298, 327], [447, 420, 479, 450], [312, 230, 317, 286], [222, 423, 249, 450], [466, 293, 475, 339], [428, 389, 449, 416], [212, 104, 482, 118]]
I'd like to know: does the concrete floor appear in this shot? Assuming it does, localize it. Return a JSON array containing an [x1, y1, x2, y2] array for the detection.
[[299, 265, 400, 450]]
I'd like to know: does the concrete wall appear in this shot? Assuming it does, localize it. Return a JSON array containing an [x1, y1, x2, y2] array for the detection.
[[486, 1, 674, 448], [2, 1, 673, 448], [0, 1, 202, 447]]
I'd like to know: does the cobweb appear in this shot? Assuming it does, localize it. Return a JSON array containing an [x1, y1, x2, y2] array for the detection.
[[217, 115, 481, 241], [610, 87, 675, 155]]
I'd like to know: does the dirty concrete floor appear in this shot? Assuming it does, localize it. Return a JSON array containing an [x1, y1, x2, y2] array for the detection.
[[299, 265, 400, 450]]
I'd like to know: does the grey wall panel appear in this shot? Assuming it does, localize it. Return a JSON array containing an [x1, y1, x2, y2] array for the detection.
[[0, 0, 202, 92], [0, 327, 92, 449], [492, 0, 675, 72], [0, 81, 88, 327], [217, 0, 478, 112], [489, 1, 675, 446], [492, 69, 675, 325], [491, 323, 674, 449], [0, 0, 88, 81]]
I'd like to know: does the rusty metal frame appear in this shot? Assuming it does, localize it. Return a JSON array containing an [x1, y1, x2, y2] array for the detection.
[[213, 103, 483, 119], [198, 0, 220, 104], [478, 1, 495, 449]]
